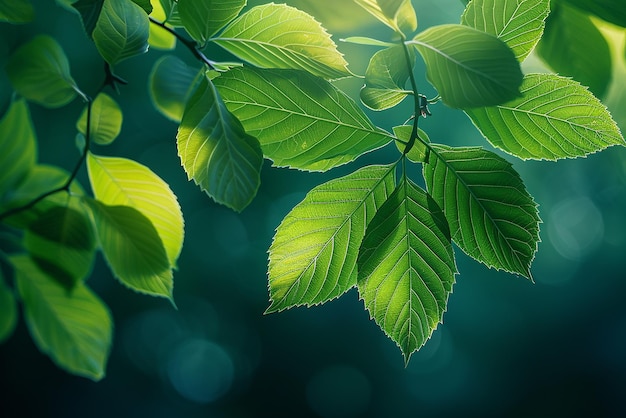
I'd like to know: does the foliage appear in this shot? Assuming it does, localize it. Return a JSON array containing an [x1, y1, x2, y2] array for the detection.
[[0, 0, 624, 378]]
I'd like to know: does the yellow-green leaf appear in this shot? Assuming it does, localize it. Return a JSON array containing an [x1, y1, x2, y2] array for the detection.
[[77, 93, 123, 146]]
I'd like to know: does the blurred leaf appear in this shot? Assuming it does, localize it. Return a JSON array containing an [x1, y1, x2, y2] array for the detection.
[[177, 77, 263, 212], [277, 0, 374, 32], [354, 0, 417, 33], [130, 0, 151, 14], [357, 177, 456, 363], [6, 35, 78, 108], [158, 0, 181, 26], [465, 74, 625, 160], [93, 0, 149, 64], [461, 0, 550, 61], [0, 99, 36, 198], [149, 55, 201, 122], [267, 164, 396, 313], [77, 93, 123, 146], [340, 36, 394, 47], [0, 270, 17, 343], [24, 206, 96, 290], [0, 0, 34, 23], [148, 0, 175, 49], [423, 145, 540, 278], [213, 3, 351, 80], [409, 24, 523, 108], [87, 153, 184, 267], [13, 255, 112, 381], [72, 0, 104, 36], [178, 0, 246, 45], [393, 125, 428, 162], [214, 67, 393, 171], [537, 2, 611, 98], [85, 199, 174, 301], [562, 0, 626, 27], [361, 45, 414, 110]]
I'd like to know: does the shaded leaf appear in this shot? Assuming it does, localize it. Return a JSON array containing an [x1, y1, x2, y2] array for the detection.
[[0, 0, 34, 23], [213, 3, 350, 80], [72, 0, 104, 36], [267, 164, 396, 313], [0, 270, 17, 343], [357, 177, 456, 363], [409, 24, 523, 108], [465, 74, 625, 160], [177, 77, 263, 212], [6, 35, 78, 108], [360, 45, 414, 110], [0, 99, 36, 198], [461, 0, 550, 62], [130, 0, 152, 14], [149, 55, 201, 122], [354, 0, 417, 33], [214, 67, 393, 171], [563, 0, 626, 28], [77, 93, 123, 146], [13, 255, 112, 381], [178, 0, 246, 45]]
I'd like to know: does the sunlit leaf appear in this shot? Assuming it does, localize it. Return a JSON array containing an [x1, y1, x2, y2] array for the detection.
[[93, 0, 150, 64], [340, 36, 395, 47], [465, 74, 625, 160], [13, 255, 112, 381], [267, 164, 396, 313], [354, 0, 417, 33], [71, 0, 104, 36], [0, 99, 36, 198], [537, 2, 611, 98], [461, 0, 550, 62], [87, 153, 184, 267], [563, 0, 626, 28], [279, 0, 374, 32], [177, 77, 263, 212], [393, 125, 428, 162], [214, 67, 393, 171], [0, 0, 34, 23], [85, 199, 174, 301], [0, 270, 17, 343], [361, 45, 414, 110], [423, 145, 540, 278], [213, 3, 350, 80], [148, 0, 175, 49], [409, 24, 523, 108], [77, 93, 123, 146], [357, 177, 456, 363], [24, 206, 96, 290], [149, 55, 201, 122], [178, 0, 246, 45], [6, 35, 79, 108]]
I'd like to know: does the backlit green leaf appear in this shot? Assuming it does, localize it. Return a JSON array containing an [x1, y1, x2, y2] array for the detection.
[[423, 145, 540, 278], [72, 0, 104, 36], [465, 74, 625, 160], [461, 0, 550, 61], [393, 125, 428, 162], [0, 0, 34, 23], [563, 0, 626, 28], [6, 35, 78, 108], [537, 2, 611, 98], [13, 255, 112, 381], [0, 99, 36, 198], [77, 93, 123, 146], [340, 37, 395, 48], [178, 0, 246, 45], [148, 0, 175, 49], [85, 199, 174, 301], [267, 164, 396, 313], [409, 24, 523, 108], [0, 270, 17, 343], [357, 177, 456, 363], [214, 67, 393, 171], [24, 206, 96, 290], [87, 153, 184, 267], [354, 0, 417, 33], [213, 3, 350, 80], [93, 0, 150, 64], [149, 55, 201, 122], [360, 45, 414, 110]]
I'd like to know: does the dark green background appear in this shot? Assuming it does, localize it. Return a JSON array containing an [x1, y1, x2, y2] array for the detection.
[[2, 0, 626, 416]]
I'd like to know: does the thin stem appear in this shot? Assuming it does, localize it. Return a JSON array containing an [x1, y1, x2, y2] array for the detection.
[[400, 35, 423, 156]]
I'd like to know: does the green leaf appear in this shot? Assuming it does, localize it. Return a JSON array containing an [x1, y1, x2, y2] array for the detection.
[[77, 93, 123, 146], [461, 0, 550, 62], [148, 0, 175, 50], [13, 255, 112, 381], [537, 2, 612, 98], [354, 0, 418, 33], [340, 37, 395, 48], [0, 0, 34, 23], [72, 0, 104, 36], [214, 67, 393, 171], [178, 0, 246, 45], [357, 177, 456, 363], [563, 0, 626, 28], [93, 0, 150, 64], [360, 45, 414, 111], [423, 145, 540, 278], [24, 206, 96, 290], [177, 76, 263, 212], [130, 0, 151, 14], [87, 153, 184, 267], [6, 35, 79, 108], [0, 99, 36, 198], [409, 24, 523, 108], [0, 270, 17, 343], [267, 164, 396, 313], [149, 55, 201, 122], [213, 3, 350, 80], [85, 199, 174, 301], [465, 74, 625, 160], [393, 125, 428, 162]]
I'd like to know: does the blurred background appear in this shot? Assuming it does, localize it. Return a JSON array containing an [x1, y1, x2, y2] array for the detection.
[[1, 0, 626, 416]]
